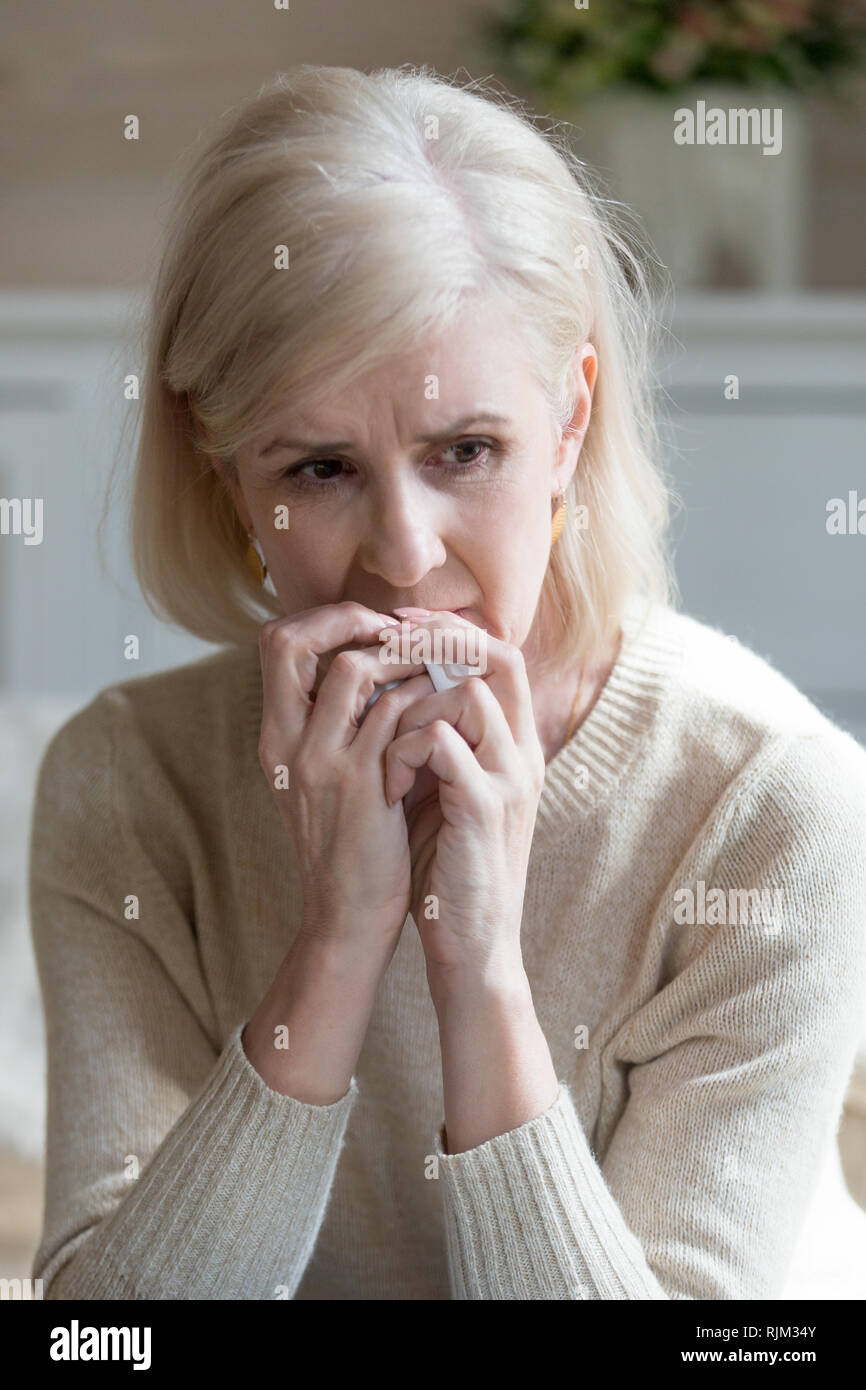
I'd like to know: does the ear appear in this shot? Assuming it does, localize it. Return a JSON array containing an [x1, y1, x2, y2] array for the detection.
[[552, 341, 598, 492], [580, 345, 598, 401], [570, 343, 598, 433]]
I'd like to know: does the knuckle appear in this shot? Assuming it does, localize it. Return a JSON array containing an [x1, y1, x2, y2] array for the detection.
[[331, 647, 363, 678], [341, 600, 372, 621], [464, 675, 488, 706], [376, 684, 408, 715], [269, 620, 298, 652], [259, 619, 297, 663]]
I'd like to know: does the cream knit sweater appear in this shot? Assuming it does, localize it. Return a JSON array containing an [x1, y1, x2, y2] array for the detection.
[[28, 602, 866, 1300]]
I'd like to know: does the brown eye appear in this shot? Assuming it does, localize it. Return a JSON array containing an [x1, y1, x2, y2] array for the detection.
[[282, 457, 350, 489], [438, 439, 500, 471]]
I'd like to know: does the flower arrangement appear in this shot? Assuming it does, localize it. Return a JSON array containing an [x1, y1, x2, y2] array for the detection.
[[481, 0, 866, 101]]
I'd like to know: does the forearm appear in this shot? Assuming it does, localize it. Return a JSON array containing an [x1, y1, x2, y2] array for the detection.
[[243, 921, 394, 1104], [41, 1003, 364, 1299], [430, 962, 559, 1154]]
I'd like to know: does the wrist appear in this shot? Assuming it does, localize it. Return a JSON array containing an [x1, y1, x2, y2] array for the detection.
[[426, 952, 530, 1020], [295, 919, 398, 980]]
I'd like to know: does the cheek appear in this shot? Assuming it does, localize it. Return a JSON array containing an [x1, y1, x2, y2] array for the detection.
[[266, 531, 349, 607], [475, 513, 551, 642], [482, 474, 549, 549], [502, 500, 551, 584]]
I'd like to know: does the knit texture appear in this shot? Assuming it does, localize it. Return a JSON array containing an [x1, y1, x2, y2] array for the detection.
[[28, 601, 866, 1300]]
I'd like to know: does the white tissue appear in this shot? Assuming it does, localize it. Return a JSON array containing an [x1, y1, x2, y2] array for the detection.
[[423, 660, 483, 692], [360, 661, 483, 723]]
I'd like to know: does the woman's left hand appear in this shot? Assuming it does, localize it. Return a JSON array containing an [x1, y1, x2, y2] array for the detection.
[[385, 607, 546, 990]]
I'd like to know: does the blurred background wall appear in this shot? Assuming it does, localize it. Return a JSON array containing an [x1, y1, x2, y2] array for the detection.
[[1, 0, 865, 1296], [3, 2, 866, 289]]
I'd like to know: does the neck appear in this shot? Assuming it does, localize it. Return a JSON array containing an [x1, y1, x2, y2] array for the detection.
[[525, 630, 622, 765]]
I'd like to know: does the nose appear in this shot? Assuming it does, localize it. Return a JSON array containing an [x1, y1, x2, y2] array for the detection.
[[355, 487, 448, 589]]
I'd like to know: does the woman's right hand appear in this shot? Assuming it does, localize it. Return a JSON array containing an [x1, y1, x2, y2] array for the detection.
[[257, 601, 434, 955]]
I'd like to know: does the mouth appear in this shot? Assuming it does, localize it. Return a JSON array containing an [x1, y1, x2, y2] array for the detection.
[[384, 605, 485, 629], [387, 606, 473, 620]]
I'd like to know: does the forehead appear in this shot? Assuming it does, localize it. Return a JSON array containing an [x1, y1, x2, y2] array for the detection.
[[274, 300, 539, 431]]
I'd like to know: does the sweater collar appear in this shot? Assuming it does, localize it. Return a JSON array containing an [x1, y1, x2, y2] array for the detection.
[[531, 598, 682, 849]]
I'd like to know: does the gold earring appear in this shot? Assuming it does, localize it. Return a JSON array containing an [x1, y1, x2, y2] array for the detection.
[[551, 488, 567, 546], [246, 532, 267, 585]]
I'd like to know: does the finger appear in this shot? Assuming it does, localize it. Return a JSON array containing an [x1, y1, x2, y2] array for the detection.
[[393, 675, 514, 774], [385, 720, 487, 814], [258, 603, 401, 755], [308, 644, 428, 752], [352, 671, 435, 755], [393, 607, 535, 746], [310, 613, 423, 697]]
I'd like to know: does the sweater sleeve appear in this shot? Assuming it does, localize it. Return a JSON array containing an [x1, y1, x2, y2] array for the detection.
[[29, 690, 358, 1301], [431, 731, 866, 1300]]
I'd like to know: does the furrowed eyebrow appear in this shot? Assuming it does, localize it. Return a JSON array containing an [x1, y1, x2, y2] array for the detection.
[[258, 412, 513, 458]]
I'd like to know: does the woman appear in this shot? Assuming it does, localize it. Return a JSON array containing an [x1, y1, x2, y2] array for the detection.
[[29, 64, 866, 1301]]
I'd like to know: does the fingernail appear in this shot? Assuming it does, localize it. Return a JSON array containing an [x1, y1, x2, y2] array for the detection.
[[378, 614, 402, 627], [393, 606, 431, 617]]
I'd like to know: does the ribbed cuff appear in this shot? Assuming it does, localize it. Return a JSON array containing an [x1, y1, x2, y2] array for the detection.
[[42, 1023, 359, 1300], [433, 1081, 668, 1300]]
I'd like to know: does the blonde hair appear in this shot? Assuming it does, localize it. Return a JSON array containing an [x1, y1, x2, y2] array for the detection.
[[118, 63, 677, 672]]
